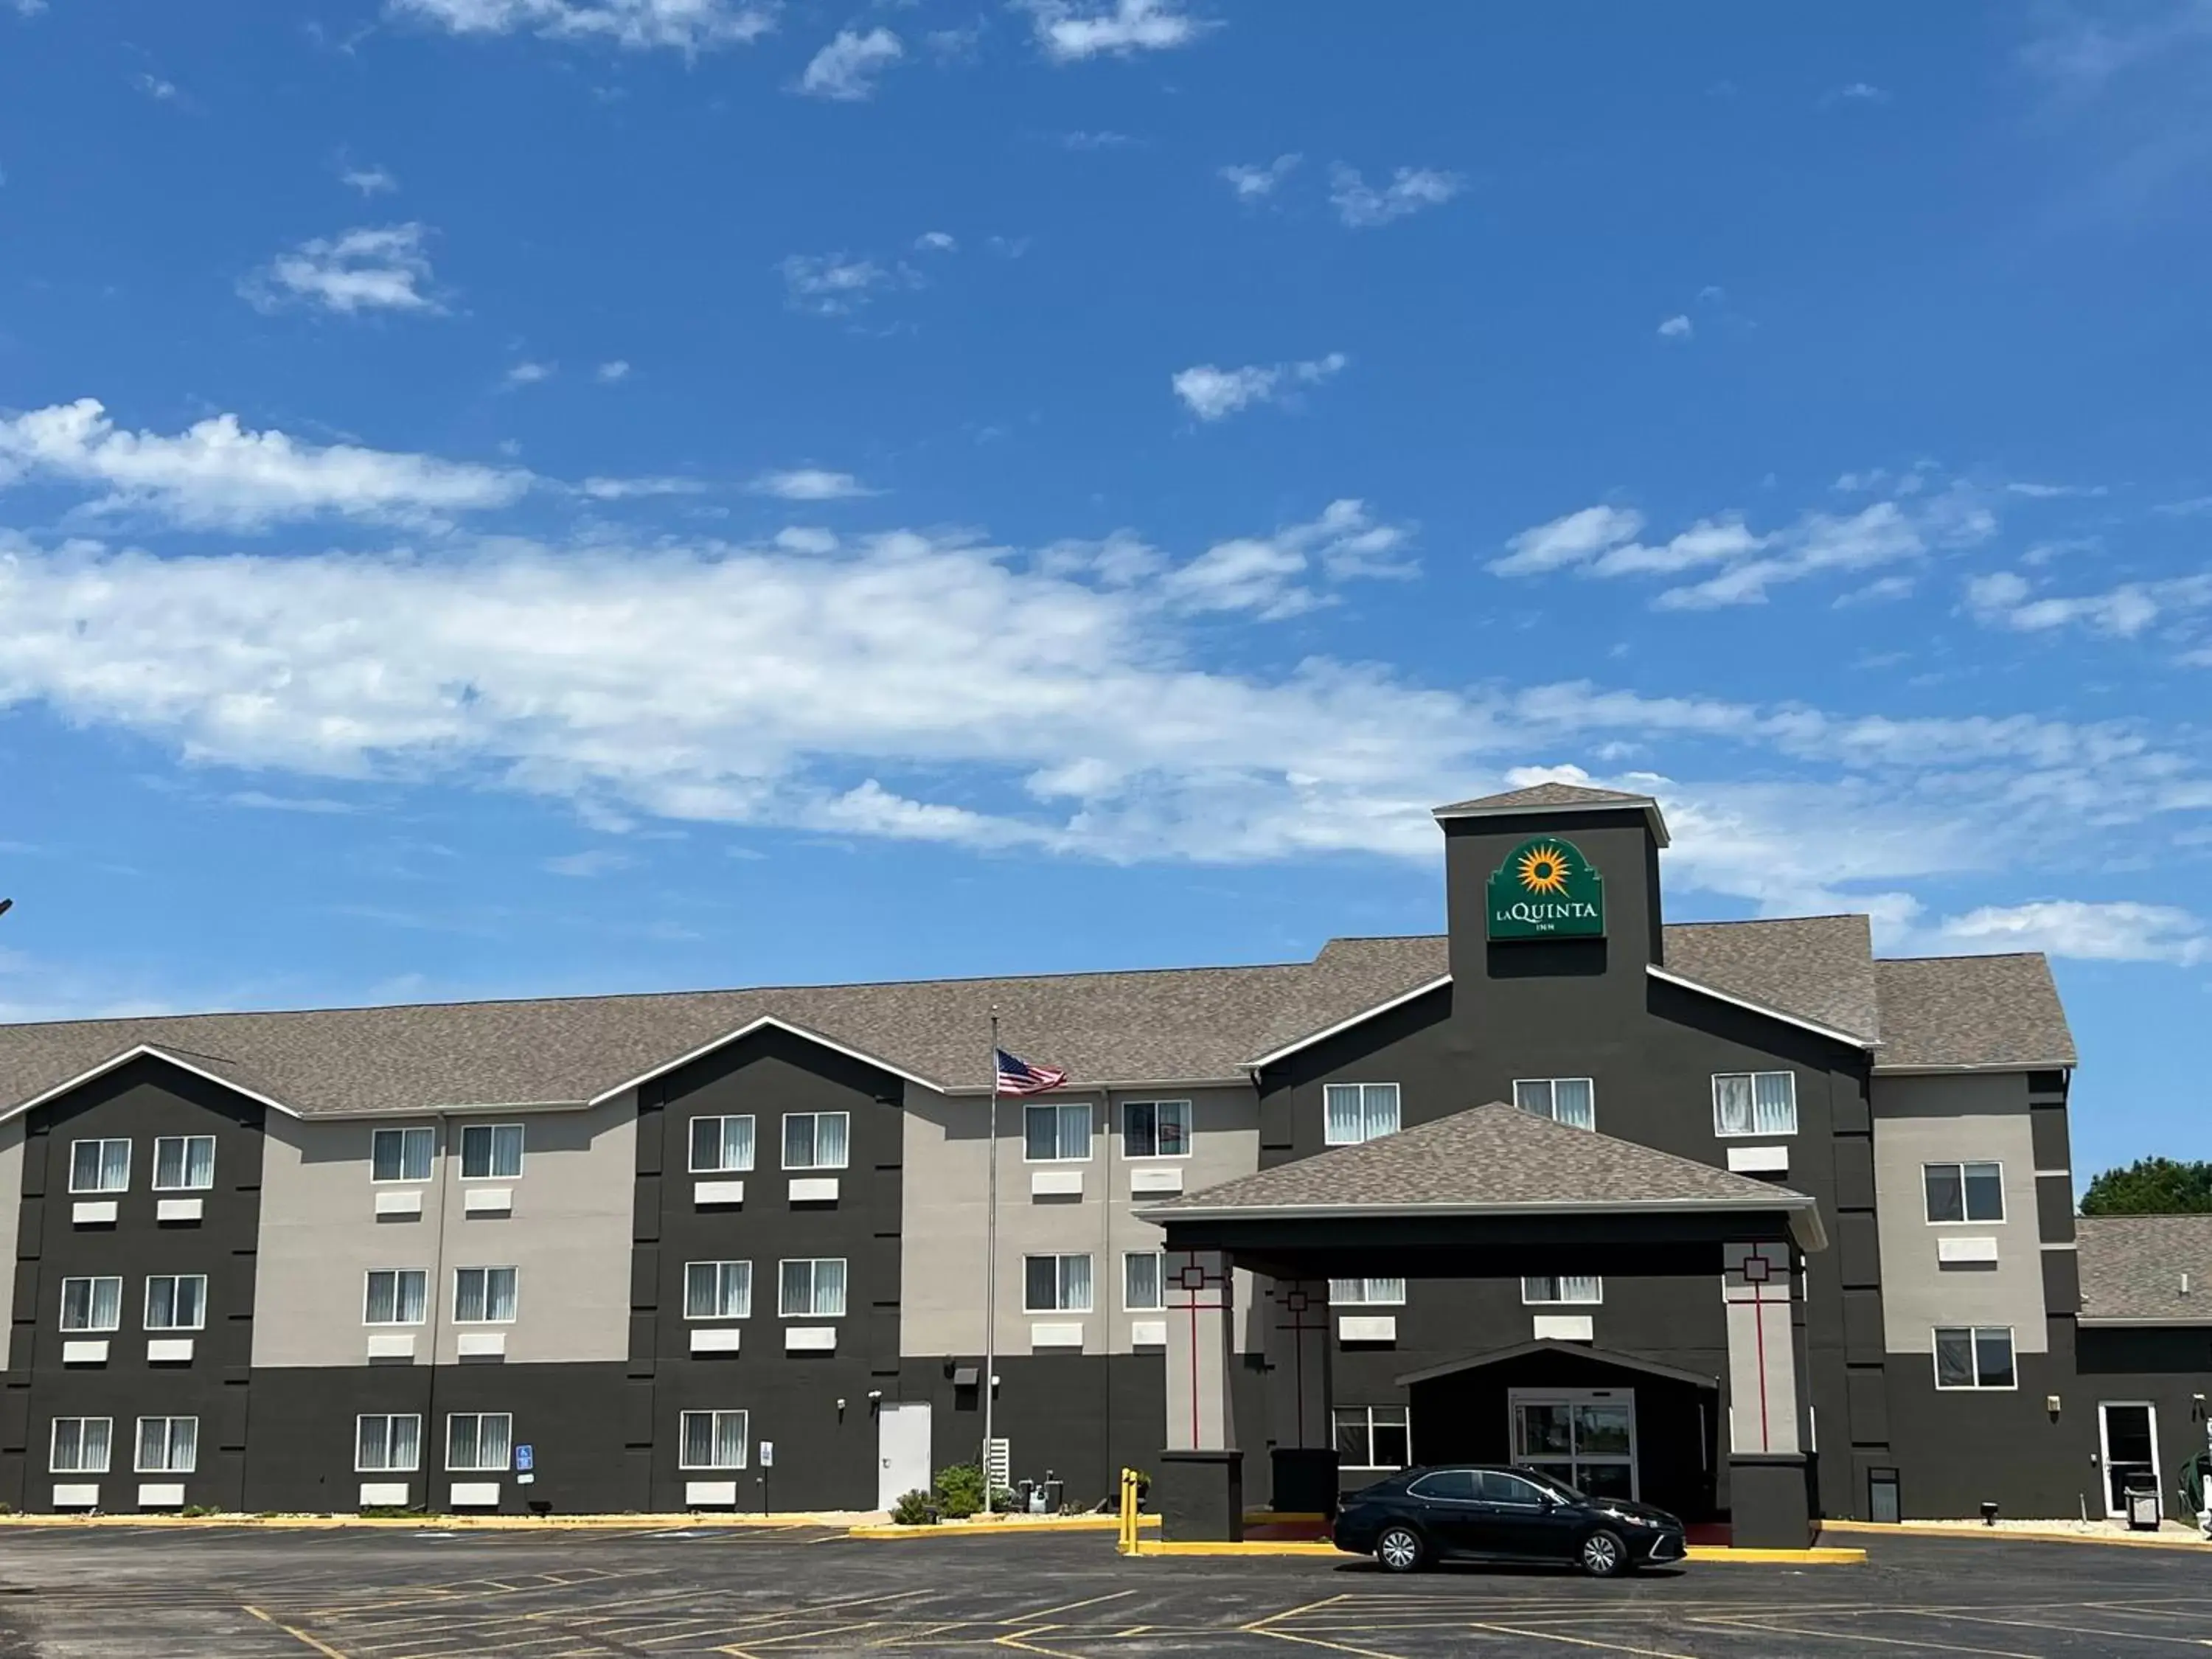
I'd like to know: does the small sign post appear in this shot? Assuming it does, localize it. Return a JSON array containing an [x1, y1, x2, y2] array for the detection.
[[515, 1444, 535, 1486], [758, 1441, 773, 1516]]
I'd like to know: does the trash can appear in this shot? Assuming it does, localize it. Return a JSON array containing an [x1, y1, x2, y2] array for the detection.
[[2126, 1481, 2161, 1531]]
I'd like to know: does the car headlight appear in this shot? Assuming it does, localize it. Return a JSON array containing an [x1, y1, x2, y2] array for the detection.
[[1598, 1507, 1658, 1528]]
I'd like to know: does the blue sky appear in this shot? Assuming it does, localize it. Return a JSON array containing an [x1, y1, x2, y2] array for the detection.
[[2, 1, 2209, 1185]]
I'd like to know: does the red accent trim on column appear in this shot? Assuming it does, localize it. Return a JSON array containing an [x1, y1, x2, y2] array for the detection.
[[1750, 1278, 1770, 1452], [1187, 1300, 1200, 1447]]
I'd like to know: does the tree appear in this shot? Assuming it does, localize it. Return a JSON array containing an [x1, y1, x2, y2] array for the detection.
[[2081, 1158, 2212, 1216]]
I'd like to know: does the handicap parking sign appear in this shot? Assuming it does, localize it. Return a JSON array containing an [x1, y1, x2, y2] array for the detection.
[[515, 1444, 535, 1473]]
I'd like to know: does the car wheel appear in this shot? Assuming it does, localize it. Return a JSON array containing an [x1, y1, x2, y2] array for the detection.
[[1577, 1528, 1627, 1579], [1374, 1524, 1426, 1573]]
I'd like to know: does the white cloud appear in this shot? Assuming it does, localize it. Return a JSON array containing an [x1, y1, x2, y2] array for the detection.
[[1171, 352, 1346, 422], [747, 468, 875, 501], [133, 72, 179, 102], [2020, 4, 2212, 91], [1328, 164, 1462, 228], [914, 231, 957, 252], [779, 252, 897, 315], [2006, 481, 2108, 498], [0, 398, 528, 528], [246, 223, 442, 316], [1160, 498, 1416, 617], [1966, 568, 2212, 640], [1657, 314, 1692, 340], [1827, 81, 1890, 103], [596, 359, 631, 382], [388, 0, 777, 52], [341, 164, 399, 195], [1490, 505, 1646, 577], [579, 476, 705, 500], [1016, 0, 1213, 62], [504, 360, 556, 386], [543, 849, 634, 877], [1062, 130, 1135, 150], [1932, 900, 2209, 966], [797, 27, 902, 100], [1220, 153, 1300, 201]]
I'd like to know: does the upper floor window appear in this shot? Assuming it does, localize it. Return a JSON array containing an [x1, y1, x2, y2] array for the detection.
[[1123, 1251, 1164, 1312], [1933, 1326, 2016, 1391], [49, 1417, 111, 1475], [136, 1416, 198, 1475], [69, 1138, 130, 1194], [453, 1266, 518, 1324], [1024, 1102, 1091, 1162], [782, 1112, 849, 1171], [685, 1260, 753, 1321], [1324, 1083, 1400, 1146], [680, 1409, 749, 1471], [364, 1268, 429, 1326], [1713, 1071, 1797, 1138], [778, 1257, 847, 1318], [1122, 1101, 1191, 1159], [60, 1277, 122, 1332], [1023, 1252, 1093, 1314], [356, 1413, 422, 1473], [689, 1115, 756, 1175], [1924, 1162, 2004, 1225], [372, 1127, 435, 1184], [1522, 1275, 1603, 1306], [145, 1275, 207, 1332], [1329, 1277, 1408, 1307], [459, 1124, 524, 1180], [446, 1411, 512, 1472], [153, 1135, 216, 1192], [1514, 1079, 1594, 1130]]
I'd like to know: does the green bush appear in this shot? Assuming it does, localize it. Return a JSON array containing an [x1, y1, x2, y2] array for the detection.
[[889, 1489, 938, 1526], [930, 1463, 1013, 1520], [180, 1504, 222, 1518]]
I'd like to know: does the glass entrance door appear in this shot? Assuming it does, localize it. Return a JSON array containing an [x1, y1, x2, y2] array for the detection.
[[2098, 1402, 2159, 1517], [1510, 1388, 1637, 1500]]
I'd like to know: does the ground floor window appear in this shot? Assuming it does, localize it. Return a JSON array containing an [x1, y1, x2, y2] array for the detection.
[[1933, 1326, 2015, 1391], [1511, 1389, 1636, 1501], [446, 1412, 513, 1472], [679, 1410, 749, 1471], [1520, 1275, 1602, 1305], [1327, 1278, 1406, 1306], [135, 1416, 198, 1475], [1333, 1405, 1410, 1471], [49, 1417, 111, 1475], [357, 1414, 422, 1473]]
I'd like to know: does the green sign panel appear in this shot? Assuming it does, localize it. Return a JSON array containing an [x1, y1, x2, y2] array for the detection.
[[1486, 838, 1604, 940]]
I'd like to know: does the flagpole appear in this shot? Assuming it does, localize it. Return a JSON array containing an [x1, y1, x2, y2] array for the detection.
[[982, 1009, 1000, 1517]]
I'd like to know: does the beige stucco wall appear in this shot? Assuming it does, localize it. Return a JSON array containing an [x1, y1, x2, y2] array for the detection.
[[900, 1082, 1262, 1357], [254, 1093, 636, 1368], [0, 1116, 22, 1332], [1871, 1071, 2049, 1354]]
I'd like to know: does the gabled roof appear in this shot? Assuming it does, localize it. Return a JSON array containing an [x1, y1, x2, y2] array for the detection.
[[1667, 916, 1880, 1044], [1394, 1338, 1719, 1391], [2077, 1215, 2212, 1326], [1871, 954, 2076, 1071], [1431, 782, 1671, 847], [1142, 1102, 1826, 1248]]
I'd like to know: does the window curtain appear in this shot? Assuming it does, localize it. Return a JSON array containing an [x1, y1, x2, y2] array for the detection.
[[714, 1411, 748, 1469], [1753, 1072, 1796, 1134], [813, 1113, 849, 1169], [1059, 1253, 1092, 1312], [486, 1268, 518, 1323], [1124, 1253, 1162, 1310], [1552, 1079, 1594, 1130], [682, 1411, 716, 1469], [397, 1271, 427, 1324], [1714, 1074, 1755, 1135], [91, 1278, 120, 1331], [813, 1259, 845, 1315]]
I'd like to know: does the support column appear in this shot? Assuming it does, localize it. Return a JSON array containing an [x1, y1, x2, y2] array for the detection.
[[1159, 1248, 1241, 1540], [1723, 1241, 1812, 1548], [1262, 1277, 1336, 1514]]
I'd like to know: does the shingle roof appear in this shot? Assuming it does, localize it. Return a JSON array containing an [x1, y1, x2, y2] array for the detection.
[[1147, 1102, 1819, 1220], [1432, 782, 1658, 815], [1666, 916, 1881, 1043], [2078, 1216, 2212, 1324], [1871, 954, 2076, 1071]]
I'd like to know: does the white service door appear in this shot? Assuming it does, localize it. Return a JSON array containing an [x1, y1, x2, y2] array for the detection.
[[877, 1402, 933, 1512]]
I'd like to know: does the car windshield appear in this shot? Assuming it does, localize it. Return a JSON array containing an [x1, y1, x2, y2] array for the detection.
[[1514, 1468, 1585, 1503]]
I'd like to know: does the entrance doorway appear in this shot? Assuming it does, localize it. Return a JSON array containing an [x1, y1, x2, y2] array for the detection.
[[877, 1402, 932, 1512], [1510, 1388, 1637, 1500], [2098, 1402, 2159, 1518]]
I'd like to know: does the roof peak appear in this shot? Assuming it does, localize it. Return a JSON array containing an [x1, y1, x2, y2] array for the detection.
[[1431, 782, 1670, 846]]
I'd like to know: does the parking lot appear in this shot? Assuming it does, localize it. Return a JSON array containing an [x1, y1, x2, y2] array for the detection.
[[0, 1523, 2204, 1657]]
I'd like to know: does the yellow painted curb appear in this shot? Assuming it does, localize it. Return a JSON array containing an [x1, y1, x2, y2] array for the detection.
[[1820, 1518, 2212, 1553], [849, 1514, 1158, 1540], [1686, 1545, 1865, 1564]]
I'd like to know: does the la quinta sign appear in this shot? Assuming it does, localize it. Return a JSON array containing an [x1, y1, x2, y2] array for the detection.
[[1486, 838, 1604, 941]]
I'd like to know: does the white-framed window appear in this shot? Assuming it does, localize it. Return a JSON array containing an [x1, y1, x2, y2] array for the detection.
[[685, 1260, 752, 1321], [372, 1127, 436, 1184], [453, 1266, 518, 1324], [1329, 1277, 1408, 1307], [68, 1138, 131, 1194], [778, 1257, 847, 1318], [679, 1409, 750, 1470], [1121, 1100, 1192, 1159], [1023, 1102, 1092, 1162], [135, 1416, 198, 1475], [445, 1411, 513, 1472], [364, 1268, 429, 1326], [689, 1115, 756, 1175], [60, 1276, 122, 1332], [1123, 1251, 1165, 1312], [152, 1135, 217, 1192], [782, 1112, 849, 1171], [1023, 1253, 1093, 1314], [1323, 1083, 1400, 1146], [1513, 1078, 1595, 1130], [355, 1413, 422, 1473], [1925, 1161, 2005, 1225], [1332, 1405, 1410, 1471], [459, 1123, 524, 1180], [49, 1416, 111, 1475], [1933, 1326, 2017, 1391], [144, 1275, 208, 1332], [1713, 1071, 1798, 1138], [1521, 1275, 1604, 1306]]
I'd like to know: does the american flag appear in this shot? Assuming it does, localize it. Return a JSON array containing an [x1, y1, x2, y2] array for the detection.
[[995, 1048, 1068, 1095]]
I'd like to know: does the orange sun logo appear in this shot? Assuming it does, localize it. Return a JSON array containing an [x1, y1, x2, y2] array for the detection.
[[1516, 844, 1571, 895]]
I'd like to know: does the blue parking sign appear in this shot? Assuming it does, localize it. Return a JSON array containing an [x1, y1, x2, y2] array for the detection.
[[515, 1444, 535, 1473]]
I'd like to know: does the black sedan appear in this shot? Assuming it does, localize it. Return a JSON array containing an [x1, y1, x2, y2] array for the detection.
[[1332, 1464, 1687, 1576]]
